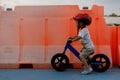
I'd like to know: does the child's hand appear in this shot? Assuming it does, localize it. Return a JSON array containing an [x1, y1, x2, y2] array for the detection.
[[67, 37, 73, 43]]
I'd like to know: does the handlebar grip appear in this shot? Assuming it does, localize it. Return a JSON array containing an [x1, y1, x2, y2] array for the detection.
[[67, 39, 72, 43]]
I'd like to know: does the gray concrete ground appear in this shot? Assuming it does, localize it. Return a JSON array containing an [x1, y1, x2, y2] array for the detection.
[[0, 67, 120, 80]]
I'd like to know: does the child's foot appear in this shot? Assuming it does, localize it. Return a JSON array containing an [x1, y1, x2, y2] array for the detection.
[[81, 67, 93, 75]]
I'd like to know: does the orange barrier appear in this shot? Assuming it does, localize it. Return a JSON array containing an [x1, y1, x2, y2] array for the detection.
[[0, 5, 113, 68], [0, 14, 19, 68], [109, 27, 118, 65], [19, 18, 46, 63], [118, 27, 120, 66]]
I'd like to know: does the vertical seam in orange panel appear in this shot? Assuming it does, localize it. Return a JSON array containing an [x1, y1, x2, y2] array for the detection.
[[95, 17, 100, 52], [18, 18, 23, 62], [44, 18, 48, 63]]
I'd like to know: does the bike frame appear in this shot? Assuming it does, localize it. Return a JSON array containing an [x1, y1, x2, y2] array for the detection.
[[63, 41, 80, 60], [62, 41, 101, 66]]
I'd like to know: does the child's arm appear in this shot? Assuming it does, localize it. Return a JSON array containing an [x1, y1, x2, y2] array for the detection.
[[69, 36, 81, 42], [69, 36, 85, 46]]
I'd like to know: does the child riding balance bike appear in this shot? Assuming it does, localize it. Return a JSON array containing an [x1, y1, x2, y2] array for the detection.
[[51, 13, 110, 75]]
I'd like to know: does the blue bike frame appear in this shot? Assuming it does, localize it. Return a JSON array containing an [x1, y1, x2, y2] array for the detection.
[[63, 41, 80, 60], [62, 41, 101, 66]]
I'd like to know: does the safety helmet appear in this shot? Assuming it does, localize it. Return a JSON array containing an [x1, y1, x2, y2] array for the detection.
[[73, 13, 92, 25]]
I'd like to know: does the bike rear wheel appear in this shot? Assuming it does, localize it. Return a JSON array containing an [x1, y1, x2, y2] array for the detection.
[[91, 54, 110, 72], [51, 53, 69, 71]]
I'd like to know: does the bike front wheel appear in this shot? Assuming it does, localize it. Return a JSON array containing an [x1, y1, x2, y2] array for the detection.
[[51, 53, 69, 71]]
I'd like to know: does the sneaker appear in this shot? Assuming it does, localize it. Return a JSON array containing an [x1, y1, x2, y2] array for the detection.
[[81, 67, 93, 75]]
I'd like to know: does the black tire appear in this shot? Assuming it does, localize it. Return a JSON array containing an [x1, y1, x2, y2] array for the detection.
[[51, 53, 69, 71], [91, 54, 110, 72]]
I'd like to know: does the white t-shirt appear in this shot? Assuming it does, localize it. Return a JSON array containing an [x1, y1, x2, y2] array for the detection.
[[78, 28, 94, 49]]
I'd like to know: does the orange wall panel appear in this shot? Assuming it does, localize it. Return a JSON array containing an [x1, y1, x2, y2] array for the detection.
[[0, 17, 19, 64], [20, 18, 45, 45], [46, 18, 70, 45], [118, 27, 120, 66], [0, 18, 19, 45], [19, 18, 46, 63], [19, 46, 45, 63], [110, 27, 118, 65]]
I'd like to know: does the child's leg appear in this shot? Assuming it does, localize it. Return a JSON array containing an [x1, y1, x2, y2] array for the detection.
[[80, 56, 88, 68], [80, 48, 89, 68], [80, 48, 94, 74], [80, 48, 94, 68]]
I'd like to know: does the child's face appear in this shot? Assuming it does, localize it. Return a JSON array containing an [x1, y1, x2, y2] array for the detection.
[[76, 21, 84, 28]]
